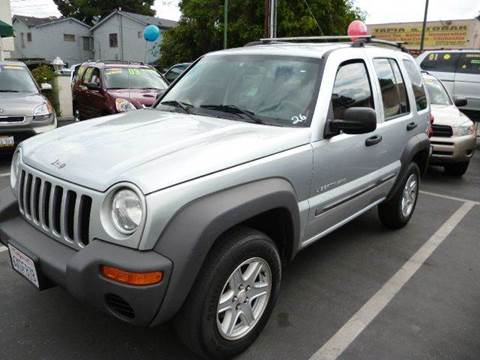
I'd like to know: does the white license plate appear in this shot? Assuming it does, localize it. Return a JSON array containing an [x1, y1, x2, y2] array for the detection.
[[8, 244, 40, 288], [0, 136, 14, 148]]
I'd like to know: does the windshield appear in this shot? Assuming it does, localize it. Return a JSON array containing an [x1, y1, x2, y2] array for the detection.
[[424, 77, 452, 106], [104, 67, 168, 90], [157, 55, 322, 127], [0, 64, 38, 93]]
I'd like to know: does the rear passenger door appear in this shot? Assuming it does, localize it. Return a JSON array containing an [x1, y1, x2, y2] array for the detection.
[[454, 52, 480, 112], [366, 56, 417, 174]]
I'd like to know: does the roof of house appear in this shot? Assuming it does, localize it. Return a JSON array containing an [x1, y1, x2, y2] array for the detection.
[[13, 15, 58, 27], [13, 15, 90, 29], [91, 9, 177, 31]]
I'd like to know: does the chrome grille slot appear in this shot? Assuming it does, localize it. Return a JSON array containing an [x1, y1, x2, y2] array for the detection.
[[17, 166, 94, 250]]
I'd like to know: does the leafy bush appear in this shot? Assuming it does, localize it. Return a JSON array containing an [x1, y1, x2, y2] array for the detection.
[[31, 65, 62, 117]]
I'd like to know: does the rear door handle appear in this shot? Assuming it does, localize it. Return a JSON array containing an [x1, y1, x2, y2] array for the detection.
[[365, 135, 382, 147], [406, 122, 418, 131]]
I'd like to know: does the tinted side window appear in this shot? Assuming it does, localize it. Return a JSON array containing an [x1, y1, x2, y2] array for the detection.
[[75, 65, 87, 83], [403, 59, 428, 111], [373, 58, 409, 119], [420, 52, 460, 73], [331, 61, 374, 120], [457, 53, 480, 74]]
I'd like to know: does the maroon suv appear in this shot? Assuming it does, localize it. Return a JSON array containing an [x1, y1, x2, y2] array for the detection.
[[72, 61, 168, 120]]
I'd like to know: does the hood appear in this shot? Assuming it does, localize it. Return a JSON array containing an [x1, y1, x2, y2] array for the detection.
[[431, 104, 472, 126], [107, 88, 164, 108], [0, 92, 46, 116], [21, 110, 311, 194]]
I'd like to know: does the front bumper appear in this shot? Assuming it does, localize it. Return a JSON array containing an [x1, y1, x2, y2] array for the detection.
[[0, 188, 172, 327], [0, 118, 57, 152], [429, 134, 477, 164]]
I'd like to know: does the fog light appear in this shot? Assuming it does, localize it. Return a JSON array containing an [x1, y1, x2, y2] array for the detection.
[[101, 265, 163, 286]]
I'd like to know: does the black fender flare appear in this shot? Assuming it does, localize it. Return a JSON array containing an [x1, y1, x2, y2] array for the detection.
[[387, 134, 430, 201], [150, 178, 300, 325]]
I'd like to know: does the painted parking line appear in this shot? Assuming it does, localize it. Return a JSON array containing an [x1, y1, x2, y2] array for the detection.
[[0, 246, 7, 253], [420, 190, 480, 205], [0, 173, 10, 178], [309, 200, 476, 360]]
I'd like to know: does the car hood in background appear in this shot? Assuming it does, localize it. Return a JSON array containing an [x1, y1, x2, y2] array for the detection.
[[0, 92, 46, 116], [107, 88, 165, 108], [21, 110, 311, 194], [431, 104, 472, 126]]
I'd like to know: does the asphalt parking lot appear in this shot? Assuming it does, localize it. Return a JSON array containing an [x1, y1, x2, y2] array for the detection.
[[0, 137, 479, 360]]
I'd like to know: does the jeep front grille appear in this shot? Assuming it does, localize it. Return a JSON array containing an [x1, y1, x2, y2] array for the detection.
[[18, 168, 92, 249]]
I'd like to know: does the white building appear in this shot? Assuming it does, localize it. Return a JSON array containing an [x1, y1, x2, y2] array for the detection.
[[90, 10, 177, 63], [0, 0, 15, 60]]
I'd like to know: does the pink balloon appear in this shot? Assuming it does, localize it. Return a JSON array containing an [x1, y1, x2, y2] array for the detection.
[[348, 20, 368, 39]]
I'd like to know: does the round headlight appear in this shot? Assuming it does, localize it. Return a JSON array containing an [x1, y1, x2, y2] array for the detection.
[[10, 149, 22, 190], [111, 189, 143, 234]]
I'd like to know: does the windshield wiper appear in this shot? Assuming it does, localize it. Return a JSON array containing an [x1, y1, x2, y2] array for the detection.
[[200, 104, 264, 124], [0, 90, 20, 92], [160, 100, 193, 114]]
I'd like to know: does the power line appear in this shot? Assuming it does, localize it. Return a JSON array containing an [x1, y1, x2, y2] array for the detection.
[[302, 0, 324, 35]]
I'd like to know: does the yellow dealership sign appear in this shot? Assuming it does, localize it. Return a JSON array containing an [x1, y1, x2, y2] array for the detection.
[[368, 20, 479, 49]]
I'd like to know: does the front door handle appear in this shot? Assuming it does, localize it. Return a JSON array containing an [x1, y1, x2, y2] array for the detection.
[[365, 135, 382, 147], [406, 122, 418, 131]]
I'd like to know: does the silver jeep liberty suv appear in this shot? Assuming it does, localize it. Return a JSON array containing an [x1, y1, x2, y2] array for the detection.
[[0, 36, 431, 359]]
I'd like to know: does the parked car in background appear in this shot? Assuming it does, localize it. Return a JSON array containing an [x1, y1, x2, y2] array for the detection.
[[417, 50, 480, 120], [1, 39, 431, 359], [423, 72, 476, 176], [163, 62, 191, 83], [72, 61, 169, 120], [0, 61, 56, 152]]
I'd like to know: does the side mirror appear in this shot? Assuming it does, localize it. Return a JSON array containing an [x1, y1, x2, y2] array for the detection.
[[327, 107, 377, 136], [86, 82, 101, 91], [40, 83, 52, 92], [454, 98, 467, 107]]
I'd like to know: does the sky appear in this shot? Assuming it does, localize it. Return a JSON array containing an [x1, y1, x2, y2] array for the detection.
[[8, 0, 480, 24]]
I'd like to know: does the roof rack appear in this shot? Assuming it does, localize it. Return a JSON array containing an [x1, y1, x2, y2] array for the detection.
[[94, 60, 146, 65], [247, 35, 408, 52], [352, 37, 408, 52]]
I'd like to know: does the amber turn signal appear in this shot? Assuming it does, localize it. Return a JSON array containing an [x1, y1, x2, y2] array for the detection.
[[101, 265, 163, 286]]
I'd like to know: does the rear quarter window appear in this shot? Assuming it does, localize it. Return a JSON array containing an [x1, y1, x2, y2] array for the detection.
[[420, 52, 460, 73], [457, 53, 480, 75], [403, 59, 428, 111]]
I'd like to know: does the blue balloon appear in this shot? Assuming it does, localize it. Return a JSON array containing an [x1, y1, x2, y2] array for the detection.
[[143, 25, 161, 42]]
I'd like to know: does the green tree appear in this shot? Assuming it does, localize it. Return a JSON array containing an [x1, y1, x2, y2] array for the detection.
[[157, 0, 364, 68], [53, 0, 155, 25]]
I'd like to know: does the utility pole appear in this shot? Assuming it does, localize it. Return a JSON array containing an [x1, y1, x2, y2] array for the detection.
[[270, 0, 277, 38], [420, 0, 429, 51], [264, 0, 270, 38], [224, 0, 228, 49]]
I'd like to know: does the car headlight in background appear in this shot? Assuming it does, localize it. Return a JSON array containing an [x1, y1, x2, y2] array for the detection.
[[33, 101, 54, 121], [10, 148, 22, 190], [452, 121, 475, 136], [115, 98, 136, 113], [111, 188, 144, 235]]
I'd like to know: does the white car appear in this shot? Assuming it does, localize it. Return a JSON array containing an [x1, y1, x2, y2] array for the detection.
[[423, 72, 477, 176]]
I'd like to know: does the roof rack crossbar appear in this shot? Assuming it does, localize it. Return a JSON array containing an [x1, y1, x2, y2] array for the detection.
[[352, 37, 408, 52], [259, 35, 372, 43]]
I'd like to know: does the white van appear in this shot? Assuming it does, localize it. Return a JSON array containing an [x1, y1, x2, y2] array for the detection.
[[417, 50, 480, 120]]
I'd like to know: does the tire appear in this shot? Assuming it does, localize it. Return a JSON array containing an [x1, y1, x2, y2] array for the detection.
[[445, 162, 469, 177], [73, 103, 81, 121], [174, 227, 282, 359], [378, 162, 420, 229]]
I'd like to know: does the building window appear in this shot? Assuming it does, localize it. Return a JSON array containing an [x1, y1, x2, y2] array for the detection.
[[64, 34, 75, 42], [27, 33, 32, 42], [21, 33, 25, 48], [109, 33, 118, 48], [138, 31, 142, 39], [82, 36, 93, 51]]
